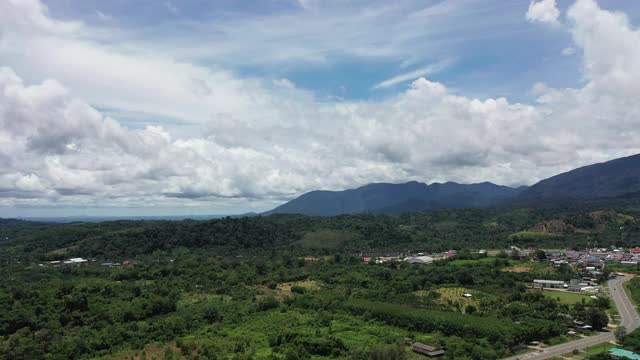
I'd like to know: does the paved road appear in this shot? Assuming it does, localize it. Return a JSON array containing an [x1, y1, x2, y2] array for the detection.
[[503, 275, 639, 360]]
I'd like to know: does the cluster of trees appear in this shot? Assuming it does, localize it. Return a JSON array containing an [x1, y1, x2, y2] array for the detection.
[[344, 299, 518, 345], [3, 207, 640, 264], [0, 250, 603, 360]]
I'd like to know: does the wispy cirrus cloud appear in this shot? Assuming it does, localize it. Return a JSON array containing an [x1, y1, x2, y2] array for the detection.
[[373, 58, 456, 89]]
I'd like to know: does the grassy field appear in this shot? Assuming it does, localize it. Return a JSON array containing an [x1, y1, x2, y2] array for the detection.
[[502, 260, 555, 273], [555, 342, 614, 359], [256, 279, 321, 300], [583, 342, 615, 355], [540, 289, 591, 305], [415, 287, 495, 312]]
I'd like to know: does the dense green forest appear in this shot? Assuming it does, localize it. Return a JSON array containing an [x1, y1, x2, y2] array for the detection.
[[1, 206, 639, 359], [0, 251, 612, 359], [2, 207, 640, 263]]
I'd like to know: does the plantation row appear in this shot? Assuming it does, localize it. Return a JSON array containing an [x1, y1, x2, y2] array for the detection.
[[344, 299, 565, 347]]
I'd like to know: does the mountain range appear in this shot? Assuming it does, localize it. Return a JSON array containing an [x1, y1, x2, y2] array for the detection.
[[264, 153, 640, 216]]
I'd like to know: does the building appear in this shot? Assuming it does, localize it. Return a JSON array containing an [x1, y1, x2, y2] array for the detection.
[[441, 252, 456, 259], [533, 279, 565, 289], [577, 325, 593, 332], [610, 347, 640, 359], [567, 279, 585, 292], [407, 256, 434, 264], [412, 343, 445, 357]]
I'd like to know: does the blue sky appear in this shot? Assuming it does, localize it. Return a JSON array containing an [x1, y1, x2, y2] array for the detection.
[[41, 0, 596, 102], [1, 0, 640, 217]]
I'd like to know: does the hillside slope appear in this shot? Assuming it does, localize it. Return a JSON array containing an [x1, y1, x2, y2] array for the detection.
[[264, 181, 525, 216], [515, 154, 640, 202]]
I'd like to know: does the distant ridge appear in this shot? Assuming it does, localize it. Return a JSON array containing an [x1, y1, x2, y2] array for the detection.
[[265, 153, 640, 216], [514, 153, 640, 203], [263, 181, 526, 216]]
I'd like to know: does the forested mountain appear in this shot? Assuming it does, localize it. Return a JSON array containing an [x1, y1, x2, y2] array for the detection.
[[515, 153, 640, 203], [266, 154, 640, 215], [264, 181, 526, 216]]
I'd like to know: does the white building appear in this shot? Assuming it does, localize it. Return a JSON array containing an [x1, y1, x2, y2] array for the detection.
[[533, 279, 565, 289], [407, 256, 434, 264]]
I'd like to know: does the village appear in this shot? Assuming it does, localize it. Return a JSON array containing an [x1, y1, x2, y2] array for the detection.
[[357, 245, 640, 268]]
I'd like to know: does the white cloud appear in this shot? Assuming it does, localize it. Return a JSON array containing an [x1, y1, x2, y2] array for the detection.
[[373, 59, 455, 89], [562, 47, 576, 55], [0, 0, 639, 214], [96, 11, 112, 22], [273, 78, 296, 89], [14, 174, 47, 193], [526, 0, 561, 26], [0, 0, 82, 35], [112, 0, 515, 69], [164, 2, 178, 14]]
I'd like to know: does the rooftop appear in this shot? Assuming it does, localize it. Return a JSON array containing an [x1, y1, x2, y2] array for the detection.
[[610, 348, 640, 359], [533, 279, 565, 284]]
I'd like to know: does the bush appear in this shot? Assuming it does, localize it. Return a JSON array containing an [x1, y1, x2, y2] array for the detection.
[[257, 297, 280, 311], [291, 286, 306, 294]]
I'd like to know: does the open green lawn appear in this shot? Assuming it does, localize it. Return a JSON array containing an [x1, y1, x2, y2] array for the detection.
[[556, 342, 614, 359], [502, 260, 556, 274], [583, 342, 614, 355], [540, 289, 592, 305]]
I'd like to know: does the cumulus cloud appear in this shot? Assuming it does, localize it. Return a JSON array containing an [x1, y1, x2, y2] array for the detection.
[[0, 0, 639, 214], [526, 0, 561, 26]]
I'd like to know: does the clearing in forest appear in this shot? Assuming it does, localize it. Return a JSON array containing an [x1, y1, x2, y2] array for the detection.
[[416, 287, 489, 311], [257, 279, 322, 300], [502, 265, 533, 273]]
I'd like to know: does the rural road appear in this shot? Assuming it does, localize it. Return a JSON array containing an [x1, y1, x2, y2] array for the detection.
[[503, 275, 640, 360]]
